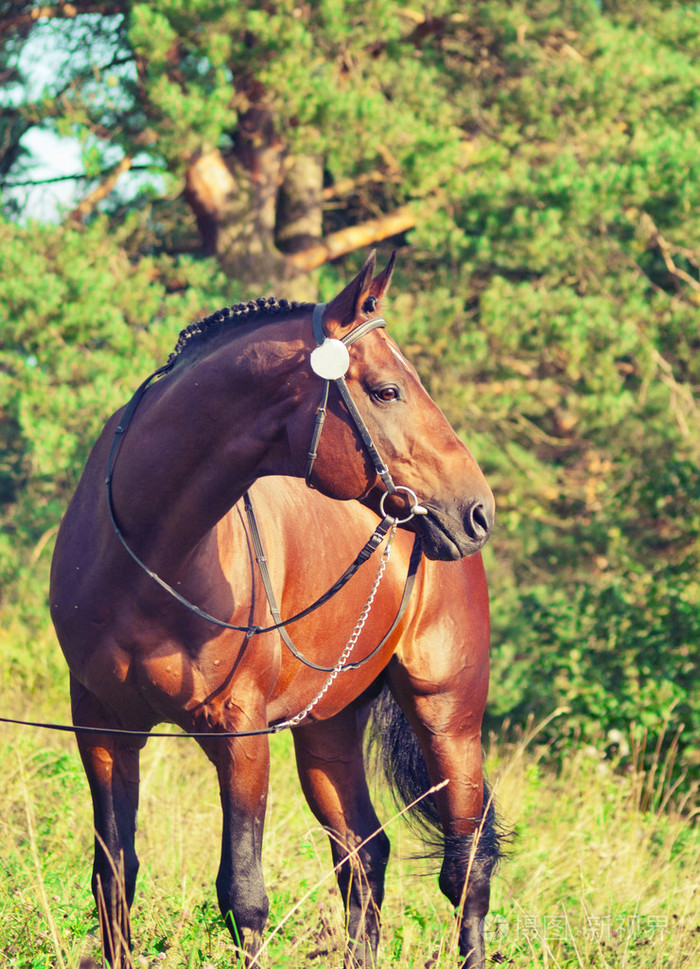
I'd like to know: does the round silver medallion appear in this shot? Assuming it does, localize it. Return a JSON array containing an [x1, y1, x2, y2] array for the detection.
[[310, 339, 350, 380]]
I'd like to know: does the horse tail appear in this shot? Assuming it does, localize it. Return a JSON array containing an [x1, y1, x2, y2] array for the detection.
[[368, 686, 505, 866]]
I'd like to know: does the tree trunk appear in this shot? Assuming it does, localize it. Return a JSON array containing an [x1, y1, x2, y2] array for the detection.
[[183, 105, 333, 300], [183, 110, 413, 301], [275, 154, 324, 301]]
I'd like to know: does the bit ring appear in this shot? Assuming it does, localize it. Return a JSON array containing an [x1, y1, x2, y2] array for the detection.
[[379, 486, 428, 524]]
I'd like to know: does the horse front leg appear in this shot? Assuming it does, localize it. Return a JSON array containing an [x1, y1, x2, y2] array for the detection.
[[71, 676, 144, 969], [382, 553, 499, 969], [382, 665, 499, 969], [435, 739, 498, 969], [198, 728, 271, 967], [293, 706, 390, 969]]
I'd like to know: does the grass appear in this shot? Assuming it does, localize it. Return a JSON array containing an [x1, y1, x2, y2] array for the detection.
[[0, 612, 698, 968]]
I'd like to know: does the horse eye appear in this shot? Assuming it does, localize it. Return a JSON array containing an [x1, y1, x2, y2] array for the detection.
[[373, 385, 400, 403]]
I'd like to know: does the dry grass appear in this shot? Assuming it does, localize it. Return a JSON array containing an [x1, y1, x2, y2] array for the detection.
[[0, 620, 698, 968]]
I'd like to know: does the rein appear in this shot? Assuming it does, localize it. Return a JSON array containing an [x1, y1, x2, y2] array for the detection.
[[104, 376, 395, 636], [243, 492, 422, 673], [0, 519, 421, 741], [2, 304, 427, 740]]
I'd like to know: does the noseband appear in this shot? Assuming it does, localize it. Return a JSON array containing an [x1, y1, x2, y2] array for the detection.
[[305, 303, 427, 523]]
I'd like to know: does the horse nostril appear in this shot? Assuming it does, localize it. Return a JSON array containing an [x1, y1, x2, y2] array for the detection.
[[467, 501, 492, 540]]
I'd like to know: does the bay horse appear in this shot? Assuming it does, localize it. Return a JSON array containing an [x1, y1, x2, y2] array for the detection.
[[49, 253, 499, 968]]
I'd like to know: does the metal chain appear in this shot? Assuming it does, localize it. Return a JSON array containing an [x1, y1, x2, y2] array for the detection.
[[279, 522, 398, 729]]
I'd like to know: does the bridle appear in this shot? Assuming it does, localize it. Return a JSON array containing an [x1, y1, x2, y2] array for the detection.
[[305, 303, 428, 524], [103, 304, 427, 640]]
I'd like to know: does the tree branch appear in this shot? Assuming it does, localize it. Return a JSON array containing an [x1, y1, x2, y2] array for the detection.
[[3, 171, 87, 187], [0, 3, 120, 36], [184, 148, 239, 255], [638, 210, 700, 294], [286, 206, 415, 271], [655, 235, 700, 294], [4, 163, 155, 188], [322, 171, 395, 201], [68, 155, 132, 223]]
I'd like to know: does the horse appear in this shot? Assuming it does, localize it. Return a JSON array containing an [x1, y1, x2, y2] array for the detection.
[[49, 252, 499, 968]]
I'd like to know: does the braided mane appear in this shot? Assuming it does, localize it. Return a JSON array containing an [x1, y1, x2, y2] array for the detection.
[[167, 296, 315, 366]]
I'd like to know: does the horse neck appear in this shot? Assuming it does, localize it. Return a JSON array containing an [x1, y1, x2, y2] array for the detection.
[[108, 316, 311, 569]]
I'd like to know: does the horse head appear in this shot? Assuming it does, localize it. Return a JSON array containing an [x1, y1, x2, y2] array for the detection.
[[298, 252, 494, 561]]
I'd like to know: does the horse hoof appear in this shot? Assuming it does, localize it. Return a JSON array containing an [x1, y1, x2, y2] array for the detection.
[[238, 928, 263, 967], [344, 938, 378, 968]]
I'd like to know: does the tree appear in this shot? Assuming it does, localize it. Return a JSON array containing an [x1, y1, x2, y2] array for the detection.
[[1, 0, 699, 776], [0, 0, 460, 294]]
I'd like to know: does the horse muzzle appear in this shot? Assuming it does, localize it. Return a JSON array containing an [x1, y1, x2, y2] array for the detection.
[[413, 495, 495, 561]]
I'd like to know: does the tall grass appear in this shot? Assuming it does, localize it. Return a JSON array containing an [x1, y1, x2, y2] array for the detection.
[[0, 613, 698, 968]]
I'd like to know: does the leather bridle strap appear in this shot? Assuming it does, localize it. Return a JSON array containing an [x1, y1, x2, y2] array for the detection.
[[243, 492, 422, 672], [108, 471, 398, 636], [334, 378, 396, 494], [306, 303, 397, 494], [305, 379, 330, 484]]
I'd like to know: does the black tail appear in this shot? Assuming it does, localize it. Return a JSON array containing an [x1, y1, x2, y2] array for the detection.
[[367, 686, 505, 865]]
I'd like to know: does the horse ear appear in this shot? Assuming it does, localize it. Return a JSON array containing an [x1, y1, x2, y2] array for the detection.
[[325, 250, 377, 328], [369, 250, 397, 306]]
